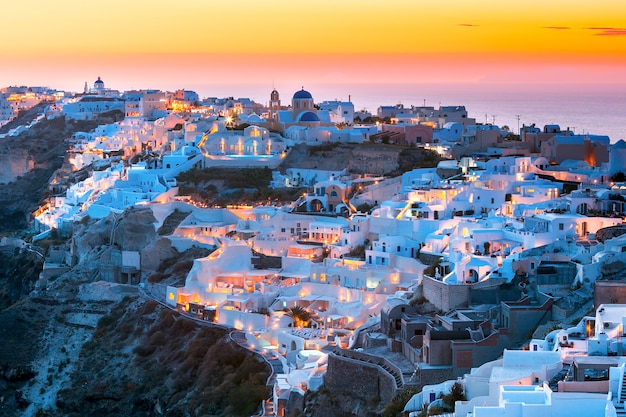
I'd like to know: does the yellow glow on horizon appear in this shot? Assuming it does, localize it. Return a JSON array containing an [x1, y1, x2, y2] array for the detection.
[[2, 0, 626, 57], [1, 0, 625, 88]]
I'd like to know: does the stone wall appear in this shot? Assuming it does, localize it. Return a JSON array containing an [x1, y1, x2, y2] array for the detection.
[[326, 352, 398, 408], [416, 366, 454, 389], [423, 275, 471, 312], [596, 225, 626, 243], [595, 280, 626, 305]]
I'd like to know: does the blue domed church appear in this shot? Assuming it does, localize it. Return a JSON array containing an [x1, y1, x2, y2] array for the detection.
[[272, 88, 332, 134]]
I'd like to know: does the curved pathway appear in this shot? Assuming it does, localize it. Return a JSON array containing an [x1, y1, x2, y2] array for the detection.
[[139, 285, 281, 416]]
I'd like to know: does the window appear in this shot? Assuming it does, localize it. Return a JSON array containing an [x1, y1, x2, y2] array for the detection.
[[559, 223, 564, 231], [281, 228, 286, 233]]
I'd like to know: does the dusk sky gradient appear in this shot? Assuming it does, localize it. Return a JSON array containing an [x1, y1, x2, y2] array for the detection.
[[2, 0, 626, 98]]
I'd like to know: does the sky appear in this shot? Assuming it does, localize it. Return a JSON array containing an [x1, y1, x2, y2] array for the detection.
[[1, 0, 626, 99]]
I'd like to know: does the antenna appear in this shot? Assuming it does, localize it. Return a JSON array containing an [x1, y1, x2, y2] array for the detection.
[[515, 114, 521, 133], [492, 115, 497, 125]]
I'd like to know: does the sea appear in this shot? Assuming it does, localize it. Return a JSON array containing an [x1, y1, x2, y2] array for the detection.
[[190, 82, 626, 143]]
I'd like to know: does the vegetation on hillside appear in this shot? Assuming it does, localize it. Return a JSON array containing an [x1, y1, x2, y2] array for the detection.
[[381, 386, 420, 417], [397, 148, 442, 173], [55, 298, 271, 417], [176, 166, 307, 206], [177, 166, 273, 189]]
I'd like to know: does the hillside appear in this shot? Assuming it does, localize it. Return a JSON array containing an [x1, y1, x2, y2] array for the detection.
[[0, 111, 123, 233], [0, 206, 270, 417]]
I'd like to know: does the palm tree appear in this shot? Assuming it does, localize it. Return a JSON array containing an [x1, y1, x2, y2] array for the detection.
[[285, 306, 311, 328]]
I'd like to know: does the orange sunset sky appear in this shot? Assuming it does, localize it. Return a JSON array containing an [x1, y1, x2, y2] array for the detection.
[[1, 0, 625, 96]]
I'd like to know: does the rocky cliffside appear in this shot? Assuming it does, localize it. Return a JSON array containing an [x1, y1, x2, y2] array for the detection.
[[0, 205, 269, 417]]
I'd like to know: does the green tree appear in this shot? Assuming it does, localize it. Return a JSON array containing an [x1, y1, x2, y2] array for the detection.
[[423, 258, 442, 277], [441, 382, 466, 411], [381, 386, 420, 417]]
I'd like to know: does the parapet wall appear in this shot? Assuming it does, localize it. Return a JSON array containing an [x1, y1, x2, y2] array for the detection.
[[422, 275, 471, 312], [595, 280, 626, 305], [326, 352, 398, 408]]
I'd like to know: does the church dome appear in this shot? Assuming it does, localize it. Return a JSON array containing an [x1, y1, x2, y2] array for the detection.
[[293, 88, 313, 100], [298, 111, 320, 122], [246, 113, 263, 123], [271, 89, 279, 101]]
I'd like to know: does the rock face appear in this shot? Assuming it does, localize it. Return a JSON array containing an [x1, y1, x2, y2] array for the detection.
[[112, 207, 158, 251], [0, 149, 34, 184], [0, 246, 44, 310], [0, 203, 267, 417]]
